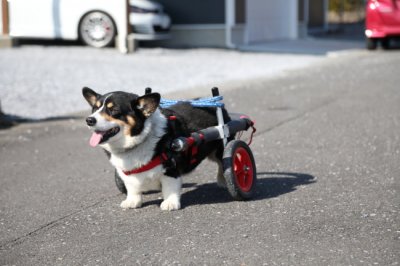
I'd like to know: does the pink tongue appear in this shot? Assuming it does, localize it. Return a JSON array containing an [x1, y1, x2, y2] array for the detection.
[[89, 132, 104, 147]]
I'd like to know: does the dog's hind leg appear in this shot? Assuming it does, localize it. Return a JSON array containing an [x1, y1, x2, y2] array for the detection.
[[160, 176, 182, 211], [208, 148, 226, 188]]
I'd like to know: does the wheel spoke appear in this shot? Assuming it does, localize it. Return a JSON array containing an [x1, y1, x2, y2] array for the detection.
[[236, 169, 244, 175]]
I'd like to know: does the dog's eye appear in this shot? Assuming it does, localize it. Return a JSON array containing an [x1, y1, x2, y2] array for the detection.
[[109, 107, 120, 116]]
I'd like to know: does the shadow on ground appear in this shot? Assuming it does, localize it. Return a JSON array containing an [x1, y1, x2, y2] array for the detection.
[[17, 38, 82, 47], [0, 113, 81, 130], [180, 172, 316, 208]]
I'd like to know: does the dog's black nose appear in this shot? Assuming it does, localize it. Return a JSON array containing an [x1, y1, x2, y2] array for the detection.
[[86, 117, 97, 126]]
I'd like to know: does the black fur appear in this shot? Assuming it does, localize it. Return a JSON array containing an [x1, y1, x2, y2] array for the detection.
[[156, 102, 232, 177]]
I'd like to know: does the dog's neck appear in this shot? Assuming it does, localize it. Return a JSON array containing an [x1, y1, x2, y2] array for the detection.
[[105, 109, 167, 171]]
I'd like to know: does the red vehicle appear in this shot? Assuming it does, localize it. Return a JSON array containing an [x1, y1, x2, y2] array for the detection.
[[365, 0, 400, 49]]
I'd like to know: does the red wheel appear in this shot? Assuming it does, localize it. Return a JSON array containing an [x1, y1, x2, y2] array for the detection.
[[223, 140, 257, 200]]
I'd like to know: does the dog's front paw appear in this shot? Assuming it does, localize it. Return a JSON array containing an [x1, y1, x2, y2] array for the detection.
[[160, 197, 181, 211], [120, 198, 142, 209]]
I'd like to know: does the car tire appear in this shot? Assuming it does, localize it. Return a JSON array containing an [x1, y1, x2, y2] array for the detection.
[[366, 38, 378, 50], [381, 38, 390, 50], [79, 11, 116, 48]]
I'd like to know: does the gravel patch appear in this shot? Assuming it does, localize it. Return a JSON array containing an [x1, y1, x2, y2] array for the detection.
[[0, 46, 322, 119]]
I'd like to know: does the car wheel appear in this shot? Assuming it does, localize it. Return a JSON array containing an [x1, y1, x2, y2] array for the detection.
[[366, 38, 378, 50], [381, 38, 390, 50], [79, 11, 116, 48]]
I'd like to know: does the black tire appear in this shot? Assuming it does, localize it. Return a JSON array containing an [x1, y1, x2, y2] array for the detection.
[[366, 38, 378, 50], [79, 11, 116, 48], [115, 170, 127, 194], [381, 38, 390, 50], [223, 140, 257, 200]]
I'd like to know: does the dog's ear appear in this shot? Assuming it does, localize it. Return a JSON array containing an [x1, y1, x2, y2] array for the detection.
[[136, 93, 160, 117], [82, 87, 100, 107]]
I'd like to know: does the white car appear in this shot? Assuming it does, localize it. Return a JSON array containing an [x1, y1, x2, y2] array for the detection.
[[8, 0, 171, 48], [129, 0, 171, 40]]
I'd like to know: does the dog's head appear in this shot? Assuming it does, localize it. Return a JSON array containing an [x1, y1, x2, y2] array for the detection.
[[82, 87, 160, 151]]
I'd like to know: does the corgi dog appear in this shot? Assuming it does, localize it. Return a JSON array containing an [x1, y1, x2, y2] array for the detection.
[[82, 87, 231, 211]]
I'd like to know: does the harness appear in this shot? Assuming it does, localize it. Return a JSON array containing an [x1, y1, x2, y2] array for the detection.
[[121, 96, 223, 177], [122, 153, 168, 175], [120, 95, 256, 177]]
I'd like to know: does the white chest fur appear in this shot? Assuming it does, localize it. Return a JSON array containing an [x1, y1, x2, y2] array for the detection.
[[108, 109, 167, 171]]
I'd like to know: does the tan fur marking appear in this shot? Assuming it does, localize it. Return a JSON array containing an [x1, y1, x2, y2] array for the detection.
[[100, 113, 125, 126], [96, 101, 101, 108], [138, 96, 158, 117], [107, 102, 114, 108], [99, 112, 132, 136], [86, 96, 97, 107], [124, 116, 136, 136], [138, 98, 153, 117], [126, 115, 135, 126]]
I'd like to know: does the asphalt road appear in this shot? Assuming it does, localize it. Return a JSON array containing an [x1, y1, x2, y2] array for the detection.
[[0, 50, 399, 265]]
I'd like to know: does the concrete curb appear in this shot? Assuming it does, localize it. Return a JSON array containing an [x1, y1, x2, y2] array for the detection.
[[0, 36, 17, 48]]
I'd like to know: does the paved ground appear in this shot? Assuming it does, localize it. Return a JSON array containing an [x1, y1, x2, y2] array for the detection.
[[0, 45, 322, 119], [0, 48, 399, 265], [0, 34, 372, 120], [239, 37, 364, 55]]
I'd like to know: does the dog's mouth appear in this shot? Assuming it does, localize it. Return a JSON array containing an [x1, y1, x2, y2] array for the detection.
[[89, 126, 120, 147]]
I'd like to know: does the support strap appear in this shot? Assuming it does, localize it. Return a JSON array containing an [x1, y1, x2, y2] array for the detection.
[[160, 96, 224, 108], [247, 123, 257, 146], [123, 153, 168, 175]]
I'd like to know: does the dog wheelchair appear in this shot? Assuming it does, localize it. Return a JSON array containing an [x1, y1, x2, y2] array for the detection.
[[114, 87, 257, 200]]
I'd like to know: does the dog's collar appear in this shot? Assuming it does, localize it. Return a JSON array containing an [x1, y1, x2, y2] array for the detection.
[[122, 153, 168, 175]]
